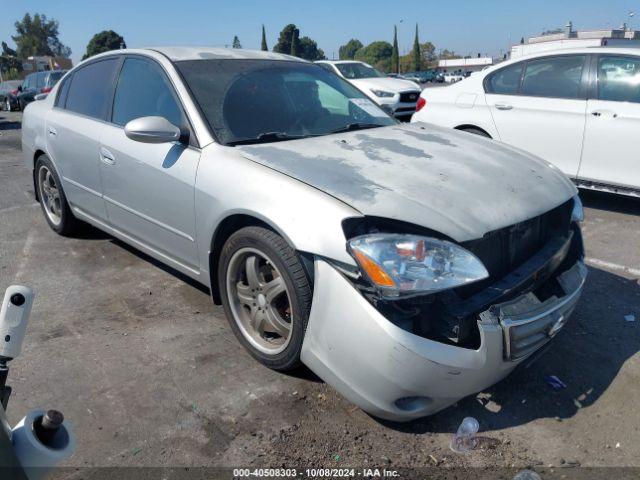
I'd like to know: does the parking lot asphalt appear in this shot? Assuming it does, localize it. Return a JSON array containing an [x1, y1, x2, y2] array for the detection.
[[1, 110, 639, 473]]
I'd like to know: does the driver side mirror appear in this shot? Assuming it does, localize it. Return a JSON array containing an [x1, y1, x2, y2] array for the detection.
[[124, 116, 182, 144]]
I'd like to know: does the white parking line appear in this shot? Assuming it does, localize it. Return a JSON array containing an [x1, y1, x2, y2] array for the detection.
[[586, 257, 640, 277]]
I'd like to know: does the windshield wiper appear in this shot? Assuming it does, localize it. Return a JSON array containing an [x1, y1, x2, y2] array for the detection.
[[329, 123, 385, 134], [227, 132, 308, 146]]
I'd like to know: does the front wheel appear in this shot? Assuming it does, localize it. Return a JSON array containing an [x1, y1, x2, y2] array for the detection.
[[218, 226, 312, 371]]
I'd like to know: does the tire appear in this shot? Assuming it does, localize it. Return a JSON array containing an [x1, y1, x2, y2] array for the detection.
[[35, 155, 82, 236], [218, 226, 312, 371], [459, 127, 491, 138]]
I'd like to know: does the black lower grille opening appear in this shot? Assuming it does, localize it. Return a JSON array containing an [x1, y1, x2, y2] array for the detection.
[[457, 199, 573, 298]]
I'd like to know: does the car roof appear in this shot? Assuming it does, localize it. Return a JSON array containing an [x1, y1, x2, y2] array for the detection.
[[137, 47, 303, 62]]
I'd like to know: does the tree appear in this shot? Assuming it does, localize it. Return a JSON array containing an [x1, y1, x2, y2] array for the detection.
[[232, 35, 242, 49], [299, 36, 325, 60], [12, 13, 71, 58], [439, 49, 459, 60], [261, 25, 268, 51], [1, 42, 22, 79], [338, 39, 363, 60], [354, 41, 393, 70], [290, 28, 299, 56], [83, 30, 125, 60], [391, 26, 399, 73], [273, 24, 324, 60], [412, 24, 421, 72], [273, 24, 297, 54]]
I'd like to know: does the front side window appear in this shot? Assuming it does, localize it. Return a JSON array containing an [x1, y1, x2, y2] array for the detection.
[[335, 62, 384, 79], [597, 56, 640, 103], [485, 62, 523, 95], [112, 57, 183, 127], [176, 59, 396, 145], [65, 58, 119, 119], [521, 55, 586, 99], [23, 75, 34, 89]]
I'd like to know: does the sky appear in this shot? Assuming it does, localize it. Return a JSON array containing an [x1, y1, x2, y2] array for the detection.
[[1, 0, 638, 65]]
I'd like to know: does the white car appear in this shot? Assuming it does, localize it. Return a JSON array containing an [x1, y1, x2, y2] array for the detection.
[[443, 72, 463, 83], [316, 60, 421, 119], [412, 47, 640, 196]]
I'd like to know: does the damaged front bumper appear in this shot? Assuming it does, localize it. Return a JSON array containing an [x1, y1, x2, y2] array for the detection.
[[301, 258, 587, 422]]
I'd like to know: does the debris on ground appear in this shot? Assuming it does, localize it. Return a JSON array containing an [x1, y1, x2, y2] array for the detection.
[[545, 375, 567, 389], [624, 314, 636, 322], [450, 417, 479, 453], [573, 399, 583, 409], [513, 469, 541, 480]]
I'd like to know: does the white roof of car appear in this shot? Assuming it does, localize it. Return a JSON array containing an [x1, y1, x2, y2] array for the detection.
[[148, 47, 303, 62]]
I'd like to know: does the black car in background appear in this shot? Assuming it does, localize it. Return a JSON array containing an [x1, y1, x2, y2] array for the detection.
[[15, 70, 67, 110], [0, 80, 22, 111]]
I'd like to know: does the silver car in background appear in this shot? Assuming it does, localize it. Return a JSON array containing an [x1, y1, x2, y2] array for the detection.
[[22, 47, 586, 421]]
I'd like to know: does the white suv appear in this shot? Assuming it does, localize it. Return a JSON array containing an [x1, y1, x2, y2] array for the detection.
[[316, 60, 421, 119], [412, 48, 640, 196]]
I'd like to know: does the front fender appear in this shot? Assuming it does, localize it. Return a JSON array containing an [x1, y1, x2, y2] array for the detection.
[[194, 145, 362, 284]]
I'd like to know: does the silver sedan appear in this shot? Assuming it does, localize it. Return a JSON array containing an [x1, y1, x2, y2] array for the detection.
[[22, 47, 586, 421]]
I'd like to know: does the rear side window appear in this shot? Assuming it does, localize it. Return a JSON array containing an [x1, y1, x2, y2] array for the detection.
[[36, 72, 45, 89], [597, 56, 640, 103], [112, 57, 183, 127], [521, 55, 586, 99], [46, 71, 65, 87], [485, 62, 523, 94], [65, 58, 119, 120]]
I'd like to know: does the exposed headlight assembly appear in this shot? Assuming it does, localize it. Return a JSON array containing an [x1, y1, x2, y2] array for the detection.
[[371, 89, 394, 98], [571, 195, 584, 223], [348, 234, 489, 299]]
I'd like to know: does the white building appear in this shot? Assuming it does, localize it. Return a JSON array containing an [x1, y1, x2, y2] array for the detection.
[[437, 56, 494, 72], [511, 21, 640, 58]]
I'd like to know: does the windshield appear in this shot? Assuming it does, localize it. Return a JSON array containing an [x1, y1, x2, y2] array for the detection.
[[335, 62, 384, 79], [176, 59, 395, 145]]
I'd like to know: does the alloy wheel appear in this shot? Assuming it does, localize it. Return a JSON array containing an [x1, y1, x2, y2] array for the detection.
[[226, 247, 293, 355]]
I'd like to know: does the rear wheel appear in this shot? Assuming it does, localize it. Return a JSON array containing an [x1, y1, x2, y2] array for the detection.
[[35, 155, 82, 236], [218, 226, 312, 371]]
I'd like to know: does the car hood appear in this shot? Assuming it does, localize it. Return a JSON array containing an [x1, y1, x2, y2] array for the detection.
[[236, 123, 577, 242], [350, 77, 420, 93]]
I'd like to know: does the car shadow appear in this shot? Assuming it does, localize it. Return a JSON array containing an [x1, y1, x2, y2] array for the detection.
[[0, 117, 21, 130], [377, 265, 640, 433], [579, 188, 640, 215]]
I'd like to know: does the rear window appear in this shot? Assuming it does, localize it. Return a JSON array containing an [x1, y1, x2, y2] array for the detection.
[[65, 58, 119, 120]]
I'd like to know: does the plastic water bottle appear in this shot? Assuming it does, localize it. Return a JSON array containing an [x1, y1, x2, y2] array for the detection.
[[449, 416, 479, 453]]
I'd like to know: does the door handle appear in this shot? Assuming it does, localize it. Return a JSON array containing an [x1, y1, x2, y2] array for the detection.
[[495, 103, 513, 111], [99, 147, 116, 166], [47, 126, 57, 136]]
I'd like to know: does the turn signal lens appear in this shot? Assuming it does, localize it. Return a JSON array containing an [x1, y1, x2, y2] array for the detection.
[[352, 250, 396, 287], [348, 234, 489, 299]]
